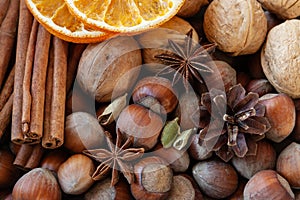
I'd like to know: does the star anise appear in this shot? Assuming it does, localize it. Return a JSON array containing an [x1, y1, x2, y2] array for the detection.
[[83, 129, 145, 186], [155, 29, 216, 92], [196, 84, 271, 162]]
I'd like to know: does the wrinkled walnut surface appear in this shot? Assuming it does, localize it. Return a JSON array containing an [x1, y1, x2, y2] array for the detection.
[[258, 0, 300, 19], [261, 19, 300, 98], [204, 0, 267, 56]]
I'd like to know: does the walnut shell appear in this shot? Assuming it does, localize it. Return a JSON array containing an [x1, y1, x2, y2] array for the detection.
[[258, 0, 300, 19], [177, 0, 209, 18], [203, 0, 267, 56], [77, 36, 142, 102], [261, 19, 300, 98]]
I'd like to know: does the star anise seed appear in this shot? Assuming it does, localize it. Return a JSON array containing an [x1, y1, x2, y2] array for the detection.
[[155, 29, 216, 92], [83, 129, 144, 186]]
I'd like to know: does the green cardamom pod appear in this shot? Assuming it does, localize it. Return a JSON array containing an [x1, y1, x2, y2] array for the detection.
[[161, 117, 180, 148]]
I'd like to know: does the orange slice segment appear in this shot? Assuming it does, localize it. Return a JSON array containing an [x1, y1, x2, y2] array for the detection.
[[25, 0, 115, 43], [64, 0, 185, 33]]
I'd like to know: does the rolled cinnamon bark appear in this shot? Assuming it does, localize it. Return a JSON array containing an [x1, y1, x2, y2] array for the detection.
[[42, 37, 68, 149], [0, 0, 19, 88], [11, 0, 33, 144], [24, 24, 51, 143]]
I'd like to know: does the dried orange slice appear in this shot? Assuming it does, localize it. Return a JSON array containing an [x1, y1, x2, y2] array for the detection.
[[64, 0, 185, 33], [25, 0, 115, 43]]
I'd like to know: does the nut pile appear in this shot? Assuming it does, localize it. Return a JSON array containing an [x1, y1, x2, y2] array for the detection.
[[1, 0, 300, 199]]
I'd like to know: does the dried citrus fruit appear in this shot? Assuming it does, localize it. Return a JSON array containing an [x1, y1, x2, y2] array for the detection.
[[64, 0, 185, 33], [25, 0, 115, 43]]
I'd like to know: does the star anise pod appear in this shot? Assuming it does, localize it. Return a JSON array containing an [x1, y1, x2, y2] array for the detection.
[[196, 84, 271, 162], [155, 29, 216, 92], [83, 129, 145, 186]]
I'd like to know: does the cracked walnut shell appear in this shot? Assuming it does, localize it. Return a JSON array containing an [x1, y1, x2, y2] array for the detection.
[[258, 0, 300, 19], [203, 0, 267, 56], [261, 19, 300, 98]]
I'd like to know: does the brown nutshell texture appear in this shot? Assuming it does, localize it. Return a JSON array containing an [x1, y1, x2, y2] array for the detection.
[[203, 0, 267, 56], [77, 36, 142, 102], [261, 19, 300, 98], [258, 0, 300, 19]]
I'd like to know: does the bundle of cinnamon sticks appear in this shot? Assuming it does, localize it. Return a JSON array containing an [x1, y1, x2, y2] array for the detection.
[[0, 0, 87, 170]]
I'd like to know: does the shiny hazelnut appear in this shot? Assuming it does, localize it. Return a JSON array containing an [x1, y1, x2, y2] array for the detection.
[[236, 71, 251, 88], [243, 170, 294, 200], [64, 112, 105, 153], [116, 104, 164, 150], [205, 60, 237, 92], [131, 156, 173, 200], [84, 178, 132, 200], [277, 142, 300, 189], [40, 149, 69, 173], [166, 174, 196, 200], [0, 149, 21, 188], [12, 168, 61, 200], [259, 93, 296, 142], [231, 140, 276, 179], [188, 133, 213, 161], [192, 160, 238, 199], [176, 92, 200, 131], [153, 144, 190, 172], [228, 179, 247, 200], [58, 154, 95, 195], [132, 76, 178, 114], [245, 79, 274, 97]]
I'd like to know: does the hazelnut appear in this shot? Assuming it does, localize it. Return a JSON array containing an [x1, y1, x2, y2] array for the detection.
[[131, 156, 173, 200], [116, 104, 164, 150], [132, 76, 178, 114], [203, 0, 267, 56], [192, 160, 238, 199], [277, 142, 300, 189], [231, 140, 276, 179], [166, 174, 196, 200], [261, 19, 300, 98], [245, 79, 274, 97], [258, 0, 300, 19], [57, 154, 95, 195], [176, 92, 200, 131], [64, 112, 105, 153], [243, 170, 295, 200], [204, 60, 237, 92], [84, 178, 132, 200], [0, 149, 21, 188], [188, 133, 213, 161], [40, 149, 69, 173], [259, 93, 296, 142], [177, 0, 209, 18], [246, 50, 266, 79], [153, 144, 190, 172], [228, 179, 247, 200], [12, 168, 61, 200], [77, 36, 142, 102]]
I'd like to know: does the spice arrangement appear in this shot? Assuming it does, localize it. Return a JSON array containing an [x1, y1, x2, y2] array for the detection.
[[0, 0, 300, 199]]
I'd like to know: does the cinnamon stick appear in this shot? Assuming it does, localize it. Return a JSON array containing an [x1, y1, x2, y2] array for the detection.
[[13, 143, 44, 170], [0, 0, 20, 88], [0, 94, 13, 139], [21, 19, 38, 134], [66, 43, 86, 94], [0, 0, 10, 26], [0, 65, 14, 111], [24, 24, 51, 143], [11, 0, 33, 144], [42, 37, 68, 149]]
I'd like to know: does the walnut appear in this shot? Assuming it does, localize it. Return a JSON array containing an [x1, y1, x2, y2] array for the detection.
[[77, 36, 142, 102], [177, 0, 209, 18], [203, 0, 267, 56], [258, 0, 300, 19], [261, 19, 300, 99]]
